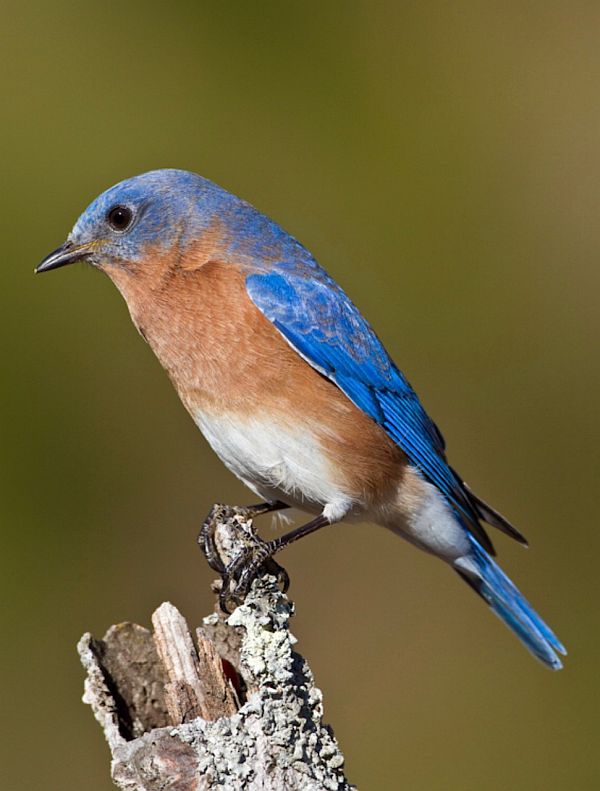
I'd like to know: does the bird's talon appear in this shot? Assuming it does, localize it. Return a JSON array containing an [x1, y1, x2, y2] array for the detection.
[[198, 505, 228, 573], [216, 542, 290, 611], [199, 502, 292, 610], [218, 576, 235, 613], [264, 556, 290, 592]]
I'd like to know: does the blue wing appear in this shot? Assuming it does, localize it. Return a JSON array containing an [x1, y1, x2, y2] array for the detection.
[[246, 266, 492, 547]]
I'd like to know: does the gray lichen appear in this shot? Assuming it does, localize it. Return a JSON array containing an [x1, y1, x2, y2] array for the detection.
[[79, 575, 354, 790]]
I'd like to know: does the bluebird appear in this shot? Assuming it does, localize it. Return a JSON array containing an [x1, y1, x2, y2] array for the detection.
[[37, 169, 565, 669]]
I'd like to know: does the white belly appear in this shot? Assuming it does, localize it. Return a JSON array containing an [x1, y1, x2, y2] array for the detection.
[[194, 407, 472, 557], [193, 407, 353, 520]]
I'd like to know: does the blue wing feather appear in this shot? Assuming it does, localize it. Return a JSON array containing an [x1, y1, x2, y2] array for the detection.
[[246, 267, 483, 536]]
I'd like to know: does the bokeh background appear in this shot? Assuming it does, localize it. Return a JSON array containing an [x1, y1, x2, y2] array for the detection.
[[2, 2, 599, 789]]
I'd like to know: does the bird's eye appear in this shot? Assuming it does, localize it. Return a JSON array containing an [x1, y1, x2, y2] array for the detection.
[[107, 205, 133, 232]]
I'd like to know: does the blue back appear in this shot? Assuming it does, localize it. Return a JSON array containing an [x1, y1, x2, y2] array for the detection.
[[246, 264, 482, 535]]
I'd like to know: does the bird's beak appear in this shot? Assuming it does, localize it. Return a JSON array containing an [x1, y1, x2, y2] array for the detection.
[[35, 241, 93, 273]]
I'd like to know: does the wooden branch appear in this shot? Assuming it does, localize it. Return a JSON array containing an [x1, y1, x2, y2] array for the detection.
[[78, 511, 354, 790]]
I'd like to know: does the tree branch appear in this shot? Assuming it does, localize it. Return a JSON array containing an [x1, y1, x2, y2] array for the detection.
[[78, 509, 354, 790]]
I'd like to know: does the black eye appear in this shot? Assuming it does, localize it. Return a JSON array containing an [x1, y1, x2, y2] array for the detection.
[[107, 205, 133, 232]]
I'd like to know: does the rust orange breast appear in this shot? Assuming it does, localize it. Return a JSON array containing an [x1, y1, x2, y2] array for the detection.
[[109, 251, 408, 505]]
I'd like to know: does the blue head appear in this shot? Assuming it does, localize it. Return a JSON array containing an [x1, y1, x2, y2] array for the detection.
[[36, 169, 310, 276]]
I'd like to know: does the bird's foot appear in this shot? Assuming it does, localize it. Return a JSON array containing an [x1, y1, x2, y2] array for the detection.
[[198, 502, 289, 612], [199, 502, 282, 573], [219, 537, 289, 614]]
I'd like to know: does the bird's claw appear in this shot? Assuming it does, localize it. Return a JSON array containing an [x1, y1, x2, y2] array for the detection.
[[199, 502, 274, 573], [218, 539, 290, 613], [198, 504, 228, 573], [198, 502, 290, 613]]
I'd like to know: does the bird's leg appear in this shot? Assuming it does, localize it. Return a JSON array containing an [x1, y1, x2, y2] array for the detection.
[[198, 500, 289, 574], [222, 514, 331, 611]]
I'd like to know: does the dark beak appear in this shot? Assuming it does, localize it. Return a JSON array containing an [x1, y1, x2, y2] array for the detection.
[[35, 241, 92, 273]]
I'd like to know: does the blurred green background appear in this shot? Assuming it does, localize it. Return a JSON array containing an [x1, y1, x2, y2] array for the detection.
[[1, 2, 598, 789]]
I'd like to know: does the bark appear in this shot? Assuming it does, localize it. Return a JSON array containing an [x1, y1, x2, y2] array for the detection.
[[78, 510, 354, 790]]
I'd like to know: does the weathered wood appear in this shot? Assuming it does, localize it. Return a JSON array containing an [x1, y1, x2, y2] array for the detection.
[[152, 602, 237, 723], [78, 510, 354, 790]]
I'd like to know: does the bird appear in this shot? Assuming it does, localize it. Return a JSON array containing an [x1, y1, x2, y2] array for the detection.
[[36, 168, 565, 669]]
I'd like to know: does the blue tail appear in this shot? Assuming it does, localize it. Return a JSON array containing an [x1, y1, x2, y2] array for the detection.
[[454, 535, 566, 669]]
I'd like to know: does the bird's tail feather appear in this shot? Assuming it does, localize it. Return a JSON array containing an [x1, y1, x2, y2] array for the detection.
[[454, 535, 566, 670]]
